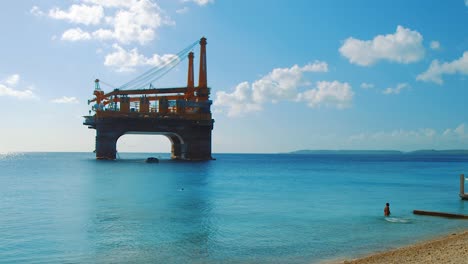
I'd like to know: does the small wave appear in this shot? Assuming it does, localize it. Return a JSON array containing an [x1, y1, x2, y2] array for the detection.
[[385, 217, 411, 223], [0, 152, 24, 160]]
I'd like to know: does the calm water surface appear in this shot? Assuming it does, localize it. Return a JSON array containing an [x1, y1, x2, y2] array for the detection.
[[0, 153, 467, 263]]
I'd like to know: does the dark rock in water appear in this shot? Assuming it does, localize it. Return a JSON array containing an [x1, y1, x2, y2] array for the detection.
[[145, 157, 159, 163]]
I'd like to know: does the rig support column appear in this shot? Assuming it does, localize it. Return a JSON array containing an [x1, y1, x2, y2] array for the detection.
[[95, 129, 121, 160]]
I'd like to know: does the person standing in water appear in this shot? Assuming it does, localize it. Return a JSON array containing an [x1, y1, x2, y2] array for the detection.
[[384, 203, 391, 216]]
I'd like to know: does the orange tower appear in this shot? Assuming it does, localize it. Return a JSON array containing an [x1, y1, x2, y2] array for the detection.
[[197, 37, 209, 102], [185, 51, 195, 100]]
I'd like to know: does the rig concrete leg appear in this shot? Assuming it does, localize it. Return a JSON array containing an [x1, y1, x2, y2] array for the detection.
[[171, 142, 182, 159], [95, 132, 120, 160], [168, 135, 183, 160], [184, 133, 212, 160]]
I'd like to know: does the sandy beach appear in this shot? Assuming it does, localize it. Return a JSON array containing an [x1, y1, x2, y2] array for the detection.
[[335, 230, 468, 264]]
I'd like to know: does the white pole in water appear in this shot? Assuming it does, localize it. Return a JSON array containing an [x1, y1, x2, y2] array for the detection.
[[460, 174, 465, 196]]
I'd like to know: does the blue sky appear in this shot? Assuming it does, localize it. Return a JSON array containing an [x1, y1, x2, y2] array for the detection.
[[0, 0, 468, 153]]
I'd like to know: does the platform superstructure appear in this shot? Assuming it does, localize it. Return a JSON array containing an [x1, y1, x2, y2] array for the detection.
[[83, 37, 214, 160]]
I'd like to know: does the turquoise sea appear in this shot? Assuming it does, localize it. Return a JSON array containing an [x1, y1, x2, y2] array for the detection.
[[0, 152, 467, 263]]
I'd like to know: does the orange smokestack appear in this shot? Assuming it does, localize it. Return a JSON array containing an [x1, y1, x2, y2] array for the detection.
[[198, 37, 207, 88], [186, 51, 194, 100], [187, 52, 194, 88]]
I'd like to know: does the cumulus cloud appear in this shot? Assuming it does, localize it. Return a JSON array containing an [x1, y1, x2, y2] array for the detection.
[[51, 96, 79, 104], [430, 41, 440, 50], [214, 61, 352, 117], [48, 4, 104, 25], [30, 6, 45, 16], [61, 28, 92, 41], [5, 74, 20, 86], [383, 83, 409, 95], [251, 61, 328, 103], [416, 51, 468, 84], [339, 25, 425, 66], [214, 82, 262, 117], [348, 123, 468, 150], [360, 82, 374, 89], [99, 0, 173, 45], [42, 0, 173, 45], [443, 124, 466, 138], [0, 74, 37, 100], [82, 0, 134, 8], [104, 44, 178, 72], [183, 0, 214, 6], [297, 81, 353, 108]]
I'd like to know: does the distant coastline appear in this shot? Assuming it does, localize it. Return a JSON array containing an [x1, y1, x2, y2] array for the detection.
[[288, 149, 468, 155]]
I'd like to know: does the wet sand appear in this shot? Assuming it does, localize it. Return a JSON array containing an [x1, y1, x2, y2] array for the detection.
[[337, 230, 468, 264]]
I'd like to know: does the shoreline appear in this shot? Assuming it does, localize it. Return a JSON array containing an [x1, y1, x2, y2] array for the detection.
[[323, 229, 468, 264]]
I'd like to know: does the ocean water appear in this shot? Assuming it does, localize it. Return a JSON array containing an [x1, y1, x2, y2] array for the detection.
[[0, 152, 467, 263]]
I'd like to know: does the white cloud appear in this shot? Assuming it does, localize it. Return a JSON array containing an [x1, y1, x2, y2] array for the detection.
[[339, 25, 425, 66], [104, 44, 178, 72], [42, 0, 173, 45], [61, 28, 92, 41], [214, 82, 262, 117], [51, 96, 79, 104], [183, 0, 214, 6], [455, 124, 465, 136], [251, 61, 328, 103], [30, 6, 45, 16], [301, 61, 329, 72], [297, 81, 353, 109], [92, 29, 114, 41], [417, 51, 468, 84], [360, 82, 374, 89], [348, 123, 468, 150], [0, 85, 36, 99], [5, 74, 20, 86], [0, 74, 37, 100], [214, 61, 351, 117], [82, 0, 135, 8], [101, 0, 173, 45], [430, 41, 440, 50], [444, 124, 466, 138], [176, 7, 190, 14], [383, 83, 409, 95], [48, 4, 104, 25]]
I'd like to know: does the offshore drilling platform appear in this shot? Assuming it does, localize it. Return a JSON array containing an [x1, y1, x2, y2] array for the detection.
[[83, 37, 214, 160]]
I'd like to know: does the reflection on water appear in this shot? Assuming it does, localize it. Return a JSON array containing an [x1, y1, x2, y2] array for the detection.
[[84, 157, 218, 263]]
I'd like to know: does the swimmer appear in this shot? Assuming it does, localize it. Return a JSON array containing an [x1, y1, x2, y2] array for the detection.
[[384, 202, 391, 216]]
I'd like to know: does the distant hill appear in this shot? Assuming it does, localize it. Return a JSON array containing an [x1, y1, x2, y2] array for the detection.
[[288, 149, 468, 155], [289, 150, 403, 155]]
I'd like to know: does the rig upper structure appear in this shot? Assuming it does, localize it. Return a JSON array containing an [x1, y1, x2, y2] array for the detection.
[[83, 37, 214, 160]]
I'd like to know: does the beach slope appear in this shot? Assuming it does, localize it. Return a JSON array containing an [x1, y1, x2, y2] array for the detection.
[[342, 230, 468, 264]]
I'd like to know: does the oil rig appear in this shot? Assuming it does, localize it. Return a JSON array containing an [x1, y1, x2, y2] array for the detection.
[[83, 37, 214, 160]]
